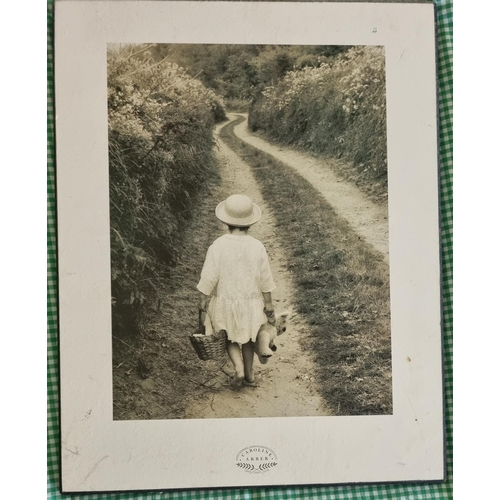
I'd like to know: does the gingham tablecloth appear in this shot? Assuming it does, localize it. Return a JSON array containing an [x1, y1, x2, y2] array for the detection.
[[47, 1, 453, 498]]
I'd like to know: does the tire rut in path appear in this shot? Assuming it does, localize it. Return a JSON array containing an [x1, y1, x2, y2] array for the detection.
[[231, 113, 389, 263], [185, 120, 330, 419]]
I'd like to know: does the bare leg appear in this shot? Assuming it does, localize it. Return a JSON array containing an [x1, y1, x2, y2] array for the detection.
[[242, 341, 255, 383], [227, 342, 244, 386]]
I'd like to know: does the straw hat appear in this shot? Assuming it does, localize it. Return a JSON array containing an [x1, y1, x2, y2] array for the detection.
[[215, 194, 262, 227]]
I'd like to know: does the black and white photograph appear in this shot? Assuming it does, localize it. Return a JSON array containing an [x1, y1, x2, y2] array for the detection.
[[56, 1, 444, 492], [108, 43, 392, 420]]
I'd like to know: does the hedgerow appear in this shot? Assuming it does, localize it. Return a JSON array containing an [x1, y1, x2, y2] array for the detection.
[[107, 45, 225, 337], [248, 46, 388, 197]]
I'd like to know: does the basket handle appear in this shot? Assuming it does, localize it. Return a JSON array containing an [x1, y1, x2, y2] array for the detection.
[[198, 308, 216, 335], [198, 309, 206, 335]]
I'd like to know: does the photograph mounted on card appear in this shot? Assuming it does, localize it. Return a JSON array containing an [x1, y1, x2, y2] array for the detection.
[[55, 0, 444, 493]]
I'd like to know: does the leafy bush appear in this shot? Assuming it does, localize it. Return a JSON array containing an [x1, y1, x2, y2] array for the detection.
[[149, 44, 351, 104], [249, 46, 388, 192], [108, 45, 225, 336]]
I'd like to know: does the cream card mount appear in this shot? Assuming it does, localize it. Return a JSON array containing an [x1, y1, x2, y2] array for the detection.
[[55, 1, 444, 493]]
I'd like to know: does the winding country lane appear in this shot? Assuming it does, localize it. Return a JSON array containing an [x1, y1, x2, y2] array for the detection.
[[185, 120, 330, 419], [232, 113, 389, 263]]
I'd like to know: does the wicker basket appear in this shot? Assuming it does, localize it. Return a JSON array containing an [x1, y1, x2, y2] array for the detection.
[[189, 310, 228, 361]]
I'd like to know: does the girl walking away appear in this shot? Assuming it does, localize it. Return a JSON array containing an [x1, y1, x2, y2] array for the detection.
[[197, 194, 276, 387]]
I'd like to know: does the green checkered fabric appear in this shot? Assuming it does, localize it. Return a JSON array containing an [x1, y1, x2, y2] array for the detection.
[[47, 1, 453, 498]]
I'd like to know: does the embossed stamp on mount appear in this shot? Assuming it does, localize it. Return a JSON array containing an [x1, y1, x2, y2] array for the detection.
[[236, 447, 278, 474]]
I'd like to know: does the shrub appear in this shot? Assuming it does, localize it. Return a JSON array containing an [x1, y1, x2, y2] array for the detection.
[[249, 46, 388, 191], [107, 45, 224, 337]]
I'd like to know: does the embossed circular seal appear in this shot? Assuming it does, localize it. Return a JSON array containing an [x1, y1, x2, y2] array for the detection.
[[236, 446, 278, 474]]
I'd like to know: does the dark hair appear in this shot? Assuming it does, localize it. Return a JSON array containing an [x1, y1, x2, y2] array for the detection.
[[228, 225, 250, 232]]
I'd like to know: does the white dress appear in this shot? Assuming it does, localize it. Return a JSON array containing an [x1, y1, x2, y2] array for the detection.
[[197, 234, 276, 344]]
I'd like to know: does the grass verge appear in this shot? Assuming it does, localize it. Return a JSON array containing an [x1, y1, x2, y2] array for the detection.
[[248, 127, 388, 205], [220, 116, 392, 415], [112, 174, 231, 420]]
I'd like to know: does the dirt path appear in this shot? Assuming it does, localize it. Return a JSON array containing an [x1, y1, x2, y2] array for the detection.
[[185, 120, 330, 419], [232, 113, 389, 263]]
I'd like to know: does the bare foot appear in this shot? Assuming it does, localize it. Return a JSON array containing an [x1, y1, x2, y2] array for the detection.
[[244, 369, 255, 384], [243, 378, 258, 387], [230, 372, 244, 388]]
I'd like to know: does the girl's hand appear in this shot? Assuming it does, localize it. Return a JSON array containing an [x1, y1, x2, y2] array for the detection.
[[264, 307, 276, 325], [262, 291, 275, 323]]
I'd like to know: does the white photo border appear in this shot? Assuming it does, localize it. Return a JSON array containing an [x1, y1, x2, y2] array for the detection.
[[55, 1, 444, 493]]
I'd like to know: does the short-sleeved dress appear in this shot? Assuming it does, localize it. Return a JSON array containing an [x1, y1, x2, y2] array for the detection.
[[197, 233, 276, 344]]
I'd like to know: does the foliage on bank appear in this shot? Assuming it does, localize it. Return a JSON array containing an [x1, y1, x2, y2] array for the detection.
[[249, 46, 388, 199], [107, 45, 225, 336], [150, 44, 351, 103]]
